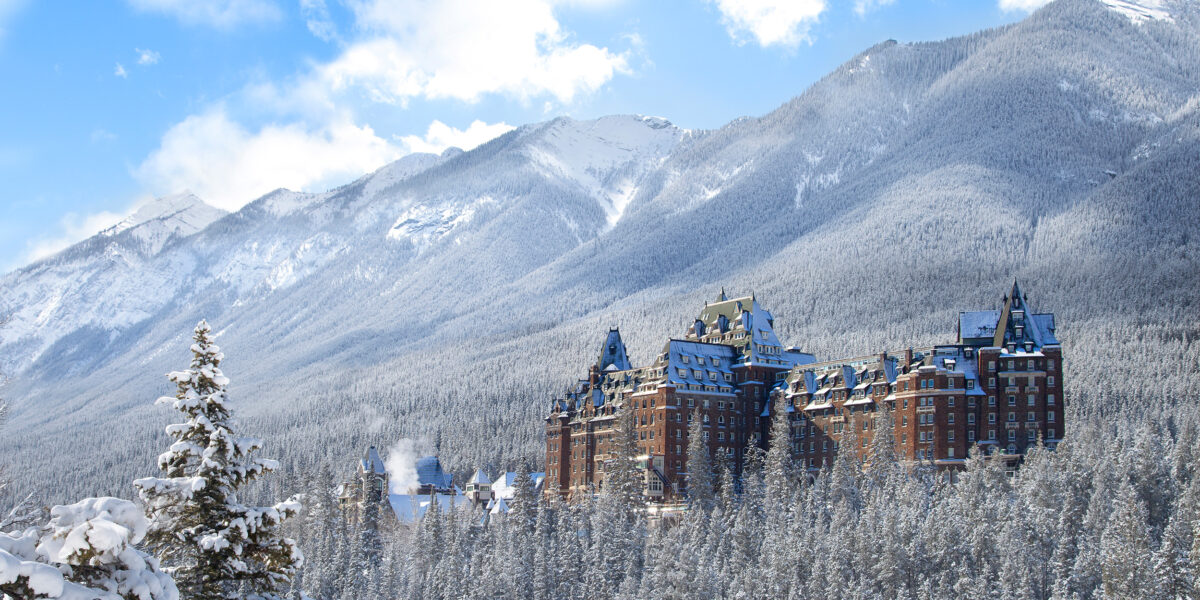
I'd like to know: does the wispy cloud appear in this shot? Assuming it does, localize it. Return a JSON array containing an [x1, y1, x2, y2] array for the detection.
[[854, 0, 895, 16], [90, 129, 117, 143], [126, 0, 281, 28], [135, 107, 403, 211], [114, 63, 128, 78], [997, 0, 1052, 12], [135, 47, 160, 65], [710, 0, 826, 48], [17, 209, 128, 267], [396, 119, 514, 155], [300, 0, 338, 42]]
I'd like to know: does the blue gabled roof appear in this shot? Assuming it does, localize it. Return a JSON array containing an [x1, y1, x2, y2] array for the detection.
[[416, 456, 453, 488], [598, 328, 632, 372]]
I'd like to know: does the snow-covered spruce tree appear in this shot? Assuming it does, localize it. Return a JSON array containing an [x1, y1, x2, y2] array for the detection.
[[0, 496, 178, 600], [763, 392, 796, 507], [684, 409, 714, 510], [133, 320, 302, 600], [603, 401, 644, 510]]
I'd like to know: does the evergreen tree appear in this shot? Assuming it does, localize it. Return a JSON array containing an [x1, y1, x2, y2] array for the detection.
[[763, 393, 796, 515], [134, 320, 302, 600], [604, 401, 643, 509], [0, 497, 178, 600], [1100, 478, 1152, 600], [685, 408, 714, 510]]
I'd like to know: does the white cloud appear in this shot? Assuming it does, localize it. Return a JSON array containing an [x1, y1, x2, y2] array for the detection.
[[19, 209, 128, 266], [114, 63, 128, 78], [134, 108, 403, 211], [90, 129, 118, 143], [135, 47, 160, 65], [300, 0, 338, 41], [317, 0, 630, 104], [396, 119, 515, 154], [998, 0, 1052, 11], [854, 0, 895, 16], [126, 0, 281, 28], [711, 0, 826, 48]]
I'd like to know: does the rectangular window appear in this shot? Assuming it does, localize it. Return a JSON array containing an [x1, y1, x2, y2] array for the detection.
[[1008, 412, 1016, 422], [1047, 394, 1056, 406], [948, 431, 955, 441], [988, 430, 996, 440], [949, 397, 956, 407], [988, 396, 996, 406], [1027, 395, 1036, 406], [1027, 412, 1036, 422], [969, 397, 977, 408], [968, 414, 976, 424], [988, 414, 996, 424], [1048, 429, 1056, 439], [988, 361, 996, 370], [948, 414, 955, 424], [948, 447, 955, 458], [1008, 430, 1016, 441], [901, 434, 907, 443], [1028, 430, 1037, 442], [968, 431, 976, 442], [1048, 412, 1056, 423], [1047, 376, 1055, 386], [1008, 395, 1016, 406]]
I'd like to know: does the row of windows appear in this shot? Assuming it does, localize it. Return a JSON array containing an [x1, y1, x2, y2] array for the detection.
[[987, 359, 1056, 372]]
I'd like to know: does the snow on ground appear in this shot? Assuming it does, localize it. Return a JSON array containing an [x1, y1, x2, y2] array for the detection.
[[1100, 0, 1174, 23]]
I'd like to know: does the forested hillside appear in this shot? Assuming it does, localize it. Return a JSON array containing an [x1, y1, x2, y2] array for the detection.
[[0, 0, 1198, 511]]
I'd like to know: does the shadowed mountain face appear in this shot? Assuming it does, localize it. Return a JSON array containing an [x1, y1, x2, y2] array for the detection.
[[2, 0, 1199, 501]]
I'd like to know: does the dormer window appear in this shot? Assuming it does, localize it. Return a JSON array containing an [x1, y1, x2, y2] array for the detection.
[[698, 357, 706, 365]]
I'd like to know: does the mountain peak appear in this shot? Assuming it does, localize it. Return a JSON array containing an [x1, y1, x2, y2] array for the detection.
[[100, 192, 226, 252]]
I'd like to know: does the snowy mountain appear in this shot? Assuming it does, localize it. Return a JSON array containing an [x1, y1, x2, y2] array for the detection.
[[2, 0, 1199, 501]]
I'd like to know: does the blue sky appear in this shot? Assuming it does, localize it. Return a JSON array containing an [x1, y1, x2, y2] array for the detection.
[[0, 0, 1047, 272]]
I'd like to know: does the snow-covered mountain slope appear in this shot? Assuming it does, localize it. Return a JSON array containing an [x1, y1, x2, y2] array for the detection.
[[99, 192, 226, 251], [2, 0, 1199, 502]]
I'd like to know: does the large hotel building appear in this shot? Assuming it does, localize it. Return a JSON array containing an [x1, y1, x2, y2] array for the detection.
[[544, 282, 1062, 502]]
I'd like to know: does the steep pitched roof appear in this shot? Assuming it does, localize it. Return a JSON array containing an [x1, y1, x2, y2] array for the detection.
[[360, 446, 386, 475], [598, 328, 632, 372], [468, 469, 491, 486], [415, 456, 453, 488]]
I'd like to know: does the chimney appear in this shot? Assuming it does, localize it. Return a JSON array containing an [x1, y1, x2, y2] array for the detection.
[[905, 347, 913, 369]]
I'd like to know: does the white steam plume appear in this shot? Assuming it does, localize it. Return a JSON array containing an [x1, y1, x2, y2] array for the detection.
[[385, 438, 432, 494]]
